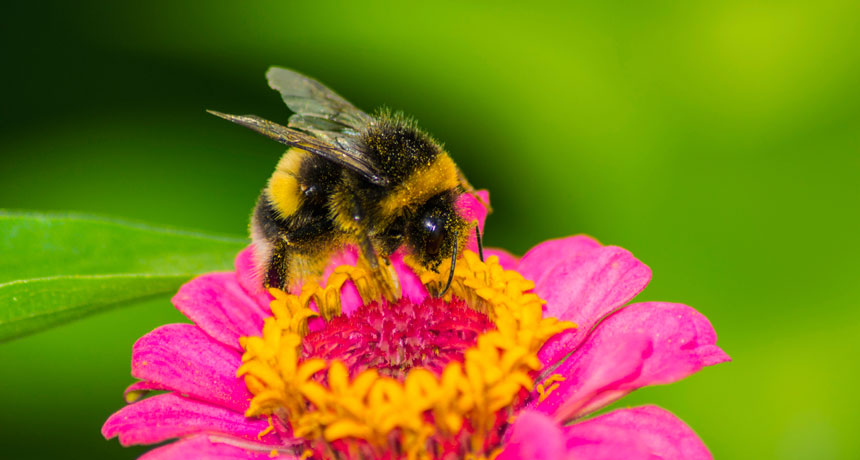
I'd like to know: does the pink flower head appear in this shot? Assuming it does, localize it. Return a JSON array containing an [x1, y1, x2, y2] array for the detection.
[[103, 193, 729, 459]]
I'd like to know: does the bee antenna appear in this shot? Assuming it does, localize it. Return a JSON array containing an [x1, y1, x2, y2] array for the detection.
[[474, 223, 484, 262], [438, 229, 458, 298]]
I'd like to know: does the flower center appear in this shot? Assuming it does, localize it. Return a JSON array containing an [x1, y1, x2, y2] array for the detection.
[[237, 251, 576, 460], [302, 297, 494, 378]]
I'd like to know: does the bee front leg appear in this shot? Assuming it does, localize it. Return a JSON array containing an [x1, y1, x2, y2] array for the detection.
[[358, 236, 400, 301], [358, 237, 380, 270]]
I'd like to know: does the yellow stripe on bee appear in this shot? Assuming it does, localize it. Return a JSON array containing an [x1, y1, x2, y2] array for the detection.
[[380, 153, 459, 215], [267, 148, 307, 218]]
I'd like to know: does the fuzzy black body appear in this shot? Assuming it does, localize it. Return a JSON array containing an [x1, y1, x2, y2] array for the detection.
[[214, 67, 476, 291], [252, 116, 468, 290], [251, 153, 345, 289]]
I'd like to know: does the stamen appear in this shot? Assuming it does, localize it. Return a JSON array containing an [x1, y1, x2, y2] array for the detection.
[[257, 416, 275, 439], [535, 375, 565, 403], [124, 390, 148, 403], [543, 374, 566, 386]]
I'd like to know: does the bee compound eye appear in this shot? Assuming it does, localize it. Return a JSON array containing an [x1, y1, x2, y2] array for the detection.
[[422, 216, 444, 255]]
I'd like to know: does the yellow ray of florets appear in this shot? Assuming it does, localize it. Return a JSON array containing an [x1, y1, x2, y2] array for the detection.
[[239, 250, 576, 459]]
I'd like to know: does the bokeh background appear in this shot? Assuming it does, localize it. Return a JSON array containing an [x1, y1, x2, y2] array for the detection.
[[2, 1, 858, 458]]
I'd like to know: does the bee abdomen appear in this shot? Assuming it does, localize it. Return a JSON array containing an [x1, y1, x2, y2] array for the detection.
[[266, 148, 308, 218], [251, 150, 346, 290]]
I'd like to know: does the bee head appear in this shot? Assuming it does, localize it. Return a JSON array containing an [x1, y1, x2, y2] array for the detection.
[[406, 191, 468, 271]]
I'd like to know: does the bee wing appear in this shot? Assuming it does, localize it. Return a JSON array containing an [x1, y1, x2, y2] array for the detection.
[[207, 111, 389, 186], [286, 114, 363, 151], [266, 66, 373, 132], [265, 67, 387, 179]]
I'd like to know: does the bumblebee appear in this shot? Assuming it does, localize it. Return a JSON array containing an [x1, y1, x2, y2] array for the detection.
[[209, 67, 485, 295]]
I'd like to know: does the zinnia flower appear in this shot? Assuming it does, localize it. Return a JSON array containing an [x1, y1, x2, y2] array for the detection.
[[103, 193, 729, 459]]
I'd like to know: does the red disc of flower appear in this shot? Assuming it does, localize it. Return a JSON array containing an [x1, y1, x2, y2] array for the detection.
[[301, 297, 496, 378], [103, 193, 729, 460]]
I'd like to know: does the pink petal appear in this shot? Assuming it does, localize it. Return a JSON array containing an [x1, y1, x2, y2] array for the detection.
[[484, 248, 519, 271], [132, 324, 253, 413], [102, 393, 280, 446], [564, 406, 712, 460], [391, 253, 429, 302], [235, 246, 268, 301], [456, 190, 490, 253], [534, 302, 729, 421], [602, 302, 731, 382], [456, 190, 490, 234], [172, 272, 270, 351], [123, 381, 169, 402], [140, 435, 297, 460], [517, 235, 602, 287], [497, 411, 565, 460], [332, 279, 364, 317], [532, 333, 651, 421], [533, 242, 652, 367]]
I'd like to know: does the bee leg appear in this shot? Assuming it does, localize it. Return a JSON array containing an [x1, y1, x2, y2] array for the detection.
[[264, 240, 290, 290], [359, 236, 400, 300], [474, 221, 484, 262], [438, 228, 459, 298], [359, 237, 379, 270]]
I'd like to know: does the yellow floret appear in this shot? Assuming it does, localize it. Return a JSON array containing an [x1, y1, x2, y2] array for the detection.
[[238, 250, 576, 459]]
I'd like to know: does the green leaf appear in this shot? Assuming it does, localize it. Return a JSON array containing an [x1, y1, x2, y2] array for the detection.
[[0, 211, 248, 341]]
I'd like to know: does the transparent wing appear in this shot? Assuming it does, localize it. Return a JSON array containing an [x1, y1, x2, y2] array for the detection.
[[266, 66, 373, 132], [287, 113, 363, 150], [266, 67, 379, 172], [207, 110, 389, 186]]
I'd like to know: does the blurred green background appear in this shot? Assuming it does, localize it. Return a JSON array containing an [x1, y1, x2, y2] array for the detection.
[[2, 1, 858, 458]]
